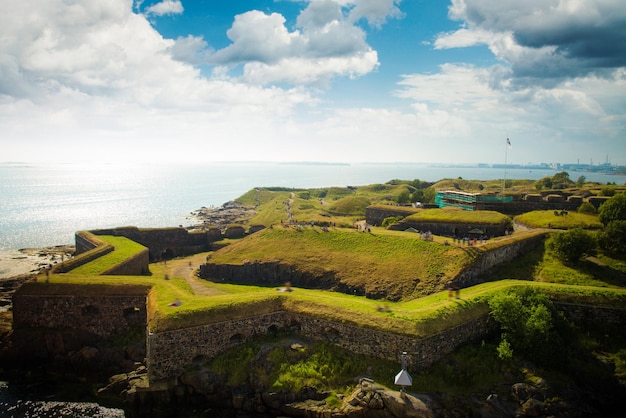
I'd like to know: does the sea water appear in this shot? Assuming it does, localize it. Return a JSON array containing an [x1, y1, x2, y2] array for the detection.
[[1, 161, 624, 251]]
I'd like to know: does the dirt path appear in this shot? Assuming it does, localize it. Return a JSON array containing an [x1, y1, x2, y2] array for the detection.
[[162, 253, 223, 296]]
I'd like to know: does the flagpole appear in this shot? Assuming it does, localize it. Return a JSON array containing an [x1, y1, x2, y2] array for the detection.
[[503, 136, 508, 194]]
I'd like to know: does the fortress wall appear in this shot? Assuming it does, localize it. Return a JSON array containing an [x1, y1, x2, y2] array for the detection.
[[365, 206, 419, 226], [102, 247, 150, 276], [75, 230, 102, 254], [147, 311, 289, 382], [54, 231, 114, 273], [12, 287, 626, 384], [12, 291, 148, 358], [146, 311, 498, 383], [455, 233, 547, 286], [90, 226, 217, 261], [13, 293, 147, 337], [557, 303, 626, 324]]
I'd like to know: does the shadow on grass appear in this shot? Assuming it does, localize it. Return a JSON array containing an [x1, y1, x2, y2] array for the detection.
[[568, 258, 626, 287]]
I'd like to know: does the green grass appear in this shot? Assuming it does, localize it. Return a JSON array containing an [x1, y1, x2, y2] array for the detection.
[[70, 236, 147, 275], [203, 338, 398, 398], [206, 226, 472, 300], [485, 236, 626, 288], [514, 210, 603, 229], [404, 208, 512, 225]]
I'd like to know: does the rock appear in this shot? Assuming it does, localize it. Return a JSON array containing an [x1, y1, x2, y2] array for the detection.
[[520, 398, 546, 417], [511, 382, 543, 402], [97, 373, 129, 395], [382, 390, 435, 418]]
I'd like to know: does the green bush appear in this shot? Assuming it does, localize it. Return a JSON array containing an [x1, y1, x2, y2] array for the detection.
[[382, 216, 403, 228], [397, 190, 411, 204], [577, 202, 597, 214], [598, 192, 626, 225], [546, 229, 596, 261], [489, 287, 571, 367], [598, 220, 626, 256]]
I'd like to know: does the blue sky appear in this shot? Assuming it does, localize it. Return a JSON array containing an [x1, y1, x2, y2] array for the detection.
[[1, 0, 625, 165]]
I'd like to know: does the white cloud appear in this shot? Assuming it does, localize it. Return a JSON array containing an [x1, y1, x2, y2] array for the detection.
[[144, 0, 183, 17], [434, 28, 494, 49], [394, 63, 626, 164], [207, 1, 391, 85], [0, 0, 321, 163], [1, 0, 624, 166], [347, 0, 404, 28], [443, 0, 626, 83]]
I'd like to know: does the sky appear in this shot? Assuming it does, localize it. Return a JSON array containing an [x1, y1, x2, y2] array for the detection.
[[1, 0, 625, 165]]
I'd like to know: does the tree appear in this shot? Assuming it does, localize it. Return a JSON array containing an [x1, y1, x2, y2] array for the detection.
[[547, 228, 596, 261], [422, 187, 436, 203], [576, 175, 586, 188], [397, 190, 411, 204], [551, 171, 573, 189], [410, 189, 424, 204], [598, 192, 626, 225], [535, 176, 552, 190], [489, 287, 570, 366], [598, 220, 626, 255]]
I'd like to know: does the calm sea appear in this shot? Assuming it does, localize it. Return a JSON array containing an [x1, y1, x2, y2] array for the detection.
[[1, 161, 624, 251]]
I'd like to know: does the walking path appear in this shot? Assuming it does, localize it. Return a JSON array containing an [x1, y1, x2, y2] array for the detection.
[[160, 252, 223, 296]]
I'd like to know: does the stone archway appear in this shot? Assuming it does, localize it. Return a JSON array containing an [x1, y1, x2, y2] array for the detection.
[[229, 333, 244, 345], [267, 324, 279, 336]]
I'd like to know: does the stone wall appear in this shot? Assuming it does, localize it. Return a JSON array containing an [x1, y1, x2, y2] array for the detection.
[[12, 286, 148, 358], [13, 285, 626, 384], [13, 291, 148, 337], [365, 206, 420, 226], [85, 226, 234, 261], [454, 232, 547, 287], [557, 303, 626, 324], [102, 247, 150, 276], [146, 311, 498, 383], [198, 261, 344, 293]]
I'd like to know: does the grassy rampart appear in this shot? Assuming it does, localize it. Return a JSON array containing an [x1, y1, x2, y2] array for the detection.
[[52, 231, 114, 273], [69, 235, 148, 275]]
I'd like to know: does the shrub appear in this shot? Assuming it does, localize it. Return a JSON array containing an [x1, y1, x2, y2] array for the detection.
[[577, 202, 597, 214], [546, 228, 596, 261], [489, 287, 571, 367], [397, 190, 411, 204], [382, 216, 403, 228], [598, 220, 626, 256], [598, 192, 626, 225]]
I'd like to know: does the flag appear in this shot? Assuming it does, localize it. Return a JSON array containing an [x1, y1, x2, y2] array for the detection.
[[506, 138, 512, 148]]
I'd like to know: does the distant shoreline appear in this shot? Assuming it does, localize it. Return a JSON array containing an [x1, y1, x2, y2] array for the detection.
[[0, 246, 74, 281]]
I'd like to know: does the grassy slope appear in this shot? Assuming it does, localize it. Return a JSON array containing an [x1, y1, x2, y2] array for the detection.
[[515, 210, 603, 229], [404, 207, 511, 225], [206, 226, 471, 299]]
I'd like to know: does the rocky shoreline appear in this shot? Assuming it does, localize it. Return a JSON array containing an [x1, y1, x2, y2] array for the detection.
[[0, 245, 75, 281], [186, 201, 256, 230]]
